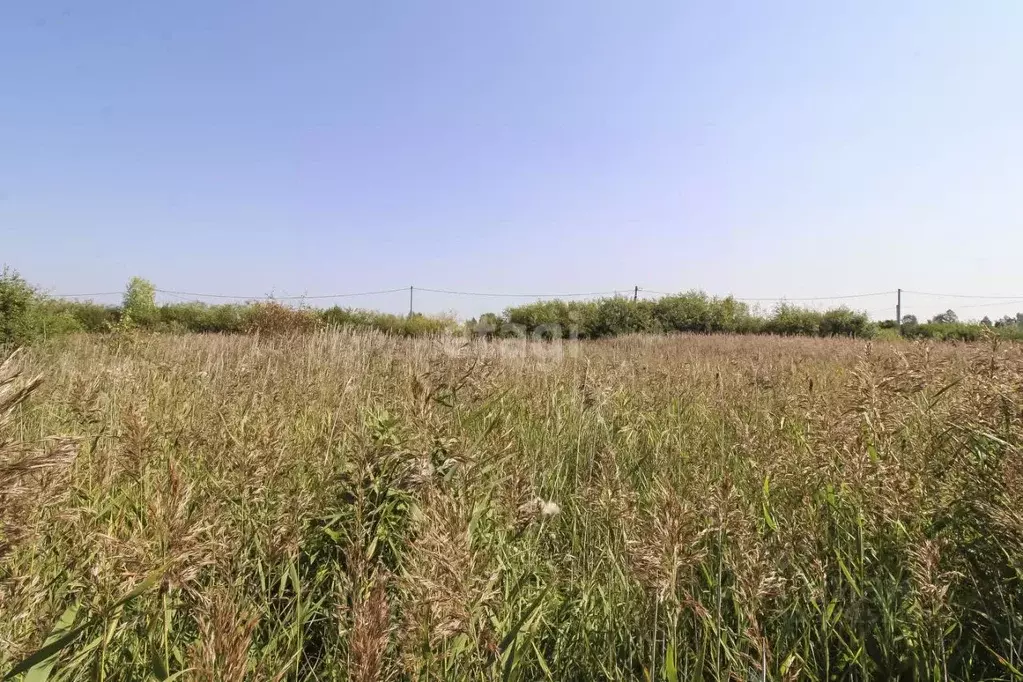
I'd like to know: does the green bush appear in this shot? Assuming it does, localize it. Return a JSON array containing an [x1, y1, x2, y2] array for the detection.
[[711, 295, 758, 333], [911, 322, 983, 342], [819, 307, 874, 337], [764, 304, 822, 336], [158, 302, 249, 333], [321, 306, 384, 330], [32, 301, 86, 338], [995, 324, 1023, 341], [651, 291, 756, 334], [0, 268, 40, 346], [121, 277, 158, 327], [504, 300, 589, 339], [322, 307, 455, 337], [652, 291, 714, 332], [245, 301, 321, 335], [61, 300, 120, 332], [400, 312, 455, 336], [581, 298, 660, 338], [0, 270, 96, 344], [468, 312, 503, 339]]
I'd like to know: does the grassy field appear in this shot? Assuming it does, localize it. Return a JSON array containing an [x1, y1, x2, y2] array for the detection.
[[2, 331, 1022, 680]]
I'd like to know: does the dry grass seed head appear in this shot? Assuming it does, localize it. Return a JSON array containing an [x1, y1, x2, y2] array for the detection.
[[352, 572, 391, 682], [190, 590, 259, 682]]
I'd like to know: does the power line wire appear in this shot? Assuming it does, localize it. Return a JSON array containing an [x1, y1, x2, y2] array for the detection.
[[641, 290, 895, 301], [952, 298, 1023, 310], [53, 291, 122, 298], [160, 291, 194, 302], [58, 287, 625, 300], [153, 287, 408, 300], [411, 288, 617, 298], [738, 291, 896, 301], [903, 290, 1023, 300]]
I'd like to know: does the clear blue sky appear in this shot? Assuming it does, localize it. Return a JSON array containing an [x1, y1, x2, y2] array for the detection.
[[3, 1, 1023, 321]]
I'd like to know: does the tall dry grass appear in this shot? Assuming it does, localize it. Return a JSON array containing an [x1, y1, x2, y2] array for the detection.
[[1, 331, 1021, 680]]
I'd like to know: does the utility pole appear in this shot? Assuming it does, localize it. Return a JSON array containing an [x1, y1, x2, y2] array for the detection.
[[633, 285, 639, 302], [409, 285, 414, 318], [896, 288, 902, 333]]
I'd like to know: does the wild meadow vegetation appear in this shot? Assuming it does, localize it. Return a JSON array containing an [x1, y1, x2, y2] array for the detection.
[[3, 327, 1023, 680]]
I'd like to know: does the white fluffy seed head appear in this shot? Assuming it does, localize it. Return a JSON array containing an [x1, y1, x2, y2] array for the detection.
[[541, 501, 561, 517]]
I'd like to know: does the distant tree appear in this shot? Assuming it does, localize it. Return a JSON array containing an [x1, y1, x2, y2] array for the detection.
[[901, 314, 918, 326], [472, 312, 502, 339], [930, 309, 958, 324], [0, 267, 38, 345], [0, 267, 84, 344], [122, 277, 157, 326], [981, 316, 993, 327], [819, 307, 872, 337], [994, 313, 1023, 328]]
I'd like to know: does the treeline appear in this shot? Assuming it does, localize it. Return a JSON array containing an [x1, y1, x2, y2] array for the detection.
[[0, 271, 454, 345], [876, 310, 1023, 342], [4, 268, 1023, 345], [481, 295, 874, 339], [486, 296, 1023, 341]]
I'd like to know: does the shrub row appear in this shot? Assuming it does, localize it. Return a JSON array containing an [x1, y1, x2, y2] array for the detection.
[[5, 269, 1023, 344], [480, 293, 876, 339], [904, 321, 1023, 342], [0, 270, 458, 345]]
